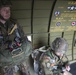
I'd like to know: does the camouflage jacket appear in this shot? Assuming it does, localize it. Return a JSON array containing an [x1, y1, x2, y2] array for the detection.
[[0, 19, 25, 49], [40, 50, 69, 75], [0, 19, 32, 67]]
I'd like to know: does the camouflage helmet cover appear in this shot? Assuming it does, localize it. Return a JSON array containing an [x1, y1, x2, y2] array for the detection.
[[0, 0, 12, 7], [51, 37, 68, 54]]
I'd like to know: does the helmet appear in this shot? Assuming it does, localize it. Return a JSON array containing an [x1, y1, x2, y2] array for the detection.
[[51, 37, 68, 54], [0, 0, 12, 7]]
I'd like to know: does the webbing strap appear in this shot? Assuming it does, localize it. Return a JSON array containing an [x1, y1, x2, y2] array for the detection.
[[46, 51, 54, 59], [8, 24, 17, 35]]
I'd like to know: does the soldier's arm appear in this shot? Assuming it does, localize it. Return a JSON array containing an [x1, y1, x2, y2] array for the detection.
[[60, 55, 70, 72], [40, 55, 53, 75], [42, 55, 50, 67]]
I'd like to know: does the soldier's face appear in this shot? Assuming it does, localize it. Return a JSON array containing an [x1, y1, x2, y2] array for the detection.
[[0, 7, 11, 20], [55, 52, 63, 57]]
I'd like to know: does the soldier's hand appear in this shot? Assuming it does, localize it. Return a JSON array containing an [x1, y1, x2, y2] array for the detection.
[[63, 71, 69, 75], [65, 65, 70, 71]]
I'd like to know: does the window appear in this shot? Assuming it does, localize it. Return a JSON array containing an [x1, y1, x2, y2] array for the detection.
[[27, 35, 32, 42]]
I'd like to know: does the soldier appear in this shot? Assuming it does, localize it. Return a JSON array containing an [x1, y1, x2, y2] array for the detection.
[[39, 37, 72, 75], [0, 0, 32, 75]]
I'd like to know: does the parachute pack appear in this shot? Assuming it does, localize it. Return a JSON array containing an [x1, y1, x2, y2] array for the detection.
[[0, 40, 32, 67]]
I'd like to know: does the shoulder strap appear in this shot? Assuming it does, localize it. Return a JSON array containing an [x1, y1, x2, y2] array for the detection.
[[46, 51, 54, 59]]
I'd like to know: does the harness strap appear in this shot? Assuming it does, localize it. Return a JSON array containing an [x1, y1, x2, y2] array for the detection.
[[8, 24, 17, 35], [46, 51, 54, 59]]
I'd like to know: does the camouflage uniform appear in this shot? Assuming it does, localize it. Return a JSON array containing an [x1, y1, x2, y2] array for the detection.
[[0, 0, 32, 75], [0, 19, 32, 75], [39, 37, 72, 75]]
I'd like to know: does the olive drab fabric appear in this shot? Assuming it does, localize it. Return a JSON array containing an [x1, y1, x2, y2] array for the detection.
[[0, 40, 32, 67], [0, 20, 32, 67], [40, 50, 71, 75]]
